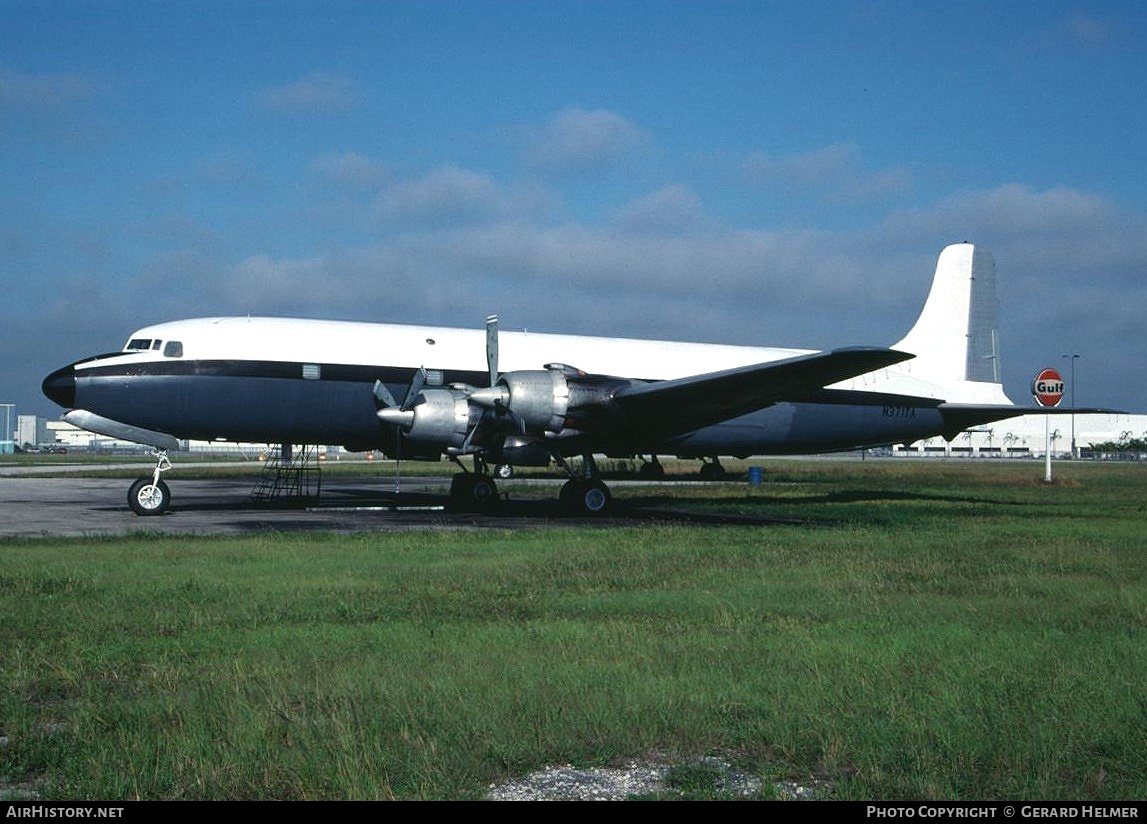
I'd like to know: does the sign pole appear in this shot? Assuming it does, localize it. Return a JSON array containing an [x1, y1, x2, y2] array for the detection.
[[1032, 367, 1065, 485]]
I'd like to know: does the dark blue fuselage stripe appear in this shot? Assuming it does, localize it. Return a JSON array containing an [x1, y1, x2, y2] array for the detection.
[[77, 359, 490, 386]]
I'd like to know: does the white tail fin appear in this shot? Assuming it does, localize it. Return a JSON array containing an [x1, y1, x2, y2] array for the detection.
[[894, 243, 1002, 387]]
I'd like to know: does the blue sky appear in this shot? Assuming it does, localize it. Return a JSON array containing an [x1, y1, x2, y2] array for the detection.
[[3, 1, 1146, 425]]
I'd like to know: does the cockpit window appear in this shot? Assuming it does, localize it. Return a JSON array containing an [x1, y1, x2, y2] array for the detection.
[[152, 340, 162, 350], [163, 341, 183, 358], [126, 338, 152, 351]]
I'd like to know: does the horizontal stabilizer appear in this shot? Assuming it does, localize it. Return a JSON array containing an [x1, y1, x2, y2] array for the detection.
[[64, 409, 181, 451], [614, 347, 914, 439], [937, 404, 1126, 441]]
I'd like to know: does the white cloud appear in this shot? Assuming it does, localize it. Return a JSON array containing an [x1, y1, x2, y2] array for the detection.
[[744, 143, 857, 184], [257, 71, 360, 112], [374, 166, 552, 228], [310, 151, 388, 189], [0, 65, 95, 108], [610, 185, 714, 235], [222, 254, 334, 311], [742, 142, 912, 202], [195, 152, 266, 188], [881, 184, 1147, 267], [524, 107, 647, 174], [1062, 13, 1111, 47]]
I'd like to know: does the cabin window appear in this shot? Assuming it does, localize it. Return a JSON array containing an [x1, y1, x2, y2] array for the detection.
[[163, 341, 183, 358], [302, 364, 321, 380], [126, 338, 152, 351]]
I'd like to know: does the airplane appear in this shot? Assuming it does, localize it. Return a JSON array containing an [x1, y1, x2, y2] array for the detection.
[[41, 242, 1097, 517]]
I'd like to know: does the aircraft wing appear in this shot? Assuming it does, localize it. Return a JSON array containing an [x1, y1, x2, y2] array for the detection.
[[611, 346, 914, 439]]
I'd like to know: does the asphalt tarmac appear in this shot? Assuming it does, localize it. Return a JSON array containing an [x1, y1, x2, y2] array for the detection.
[[0, 473, 571, 538], [0, 467, 794, 538]]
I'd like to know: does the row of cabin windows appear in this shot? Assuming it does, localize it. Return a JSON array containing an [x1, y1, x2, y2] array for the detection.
[[126, 338, 183, 358]]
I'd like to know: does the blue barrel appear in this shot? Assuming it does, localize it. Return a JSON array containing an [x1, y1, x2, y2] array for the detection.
[[747, 466, 763, 485]]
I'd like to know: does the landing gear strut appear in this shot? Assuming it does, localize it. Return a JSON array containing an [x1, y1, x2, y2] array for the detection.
[[447, 455, 500, 513], [556, 453, 612, 515], [637, 454, 665, 479], [128, 450, 173, 516]]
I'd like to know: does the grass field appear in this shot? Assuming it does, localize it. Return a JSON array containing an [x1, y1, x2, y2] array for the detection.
[[1, 459, 1144, 800]]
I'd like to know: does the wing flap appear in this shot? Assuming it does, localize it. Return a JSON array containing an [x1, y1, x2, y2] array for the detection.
[[612, 347, 913, 439]]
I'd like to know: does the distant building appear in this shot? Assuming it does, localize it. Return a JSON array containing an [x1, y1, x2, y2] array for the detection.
[[42, 418, 330, 457], [0, 404, 13, 454], [17, 415, 52, 450], [891, 412, 1147, 459]]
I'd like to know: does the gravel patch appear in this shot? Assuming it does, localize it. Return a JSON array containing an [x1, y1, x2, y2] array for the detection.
[[485, 757, 830, 801]]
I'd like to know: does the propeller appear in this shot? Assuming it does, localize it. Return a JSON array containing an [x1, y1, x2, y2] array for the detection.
[[373, 367, 428, 494], [486, 313, 498, 388], [470, 314, 526, 434], [373, 366, 427, 428]]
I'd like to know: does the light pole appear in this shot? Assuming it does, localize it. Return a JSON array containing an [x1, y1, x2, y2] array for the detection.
[[1062, 353, 1080, 458]]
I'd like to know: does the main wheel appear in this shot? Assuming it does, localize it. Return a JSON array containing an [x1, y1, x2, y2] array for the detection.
[[470, 476, 499, 511], [128, 478, 171, 516], [638, 460, 665, 479], [448, 473, 499, 512], [699, 462, 726, 481], [559, 479, 611, 515]]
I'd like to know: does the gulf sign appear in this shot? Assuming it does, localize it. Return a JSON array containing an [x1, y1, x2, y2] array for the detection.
[[1031, 368, 1065, 408]]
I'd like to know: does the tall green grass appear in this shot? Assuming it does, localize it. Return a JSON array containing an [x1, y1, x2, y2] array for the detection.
[[1, 461, 1144, 799]]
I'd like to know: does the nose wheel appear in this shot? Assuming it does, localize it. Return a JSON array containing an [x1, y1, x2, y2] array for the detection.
[[128, 478, 171, 515], [128, 450, 173, 516]]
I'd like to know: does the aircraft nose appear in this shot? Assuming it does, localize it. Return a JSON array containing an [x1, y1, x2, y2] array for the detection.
[[42, 365, 76, 408]]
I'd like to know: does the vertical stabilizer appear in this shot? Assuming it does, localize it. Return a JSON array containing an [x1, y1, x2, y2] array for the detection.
[[893, 243, 1001, 386]]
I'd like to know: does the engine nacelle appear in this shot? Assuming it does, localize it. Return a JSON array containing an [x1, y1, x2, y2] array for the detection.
[[487, 367, 624, 434], [400, 388, 474, 448], [497, 369, 569, 433]]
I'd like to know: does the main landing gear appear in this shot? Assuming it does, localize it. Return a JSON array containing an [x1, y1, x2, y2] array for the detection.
[[637, 455, 665, 479], [447, 455, 502, 513], [128, 450, 173, 516], [698, 457, 727, 481], [446, 452, 614, 516], [555, 453, 611, 516]]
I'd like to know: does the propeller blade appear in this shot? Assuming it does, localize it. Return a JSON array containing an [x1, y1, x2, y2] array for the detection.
[[486, 314, 498, 388], [372, 379, 398, 410], [401, 366, 428, 411]]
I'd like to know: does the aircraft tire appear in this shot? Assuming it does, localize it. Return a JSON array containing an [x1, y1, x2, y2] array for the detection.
[[559, 479, 611, 515], [449, 473, 499, 513], [470, 476, 499, 511], [128, 478, 171, 516], [638, 461, 665, 479], [698, 462, 726, 481]]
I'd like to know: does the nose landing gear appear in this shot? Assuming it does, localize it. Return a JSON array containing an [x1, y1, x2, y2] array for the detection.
[[128, 450, 173, 516]]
